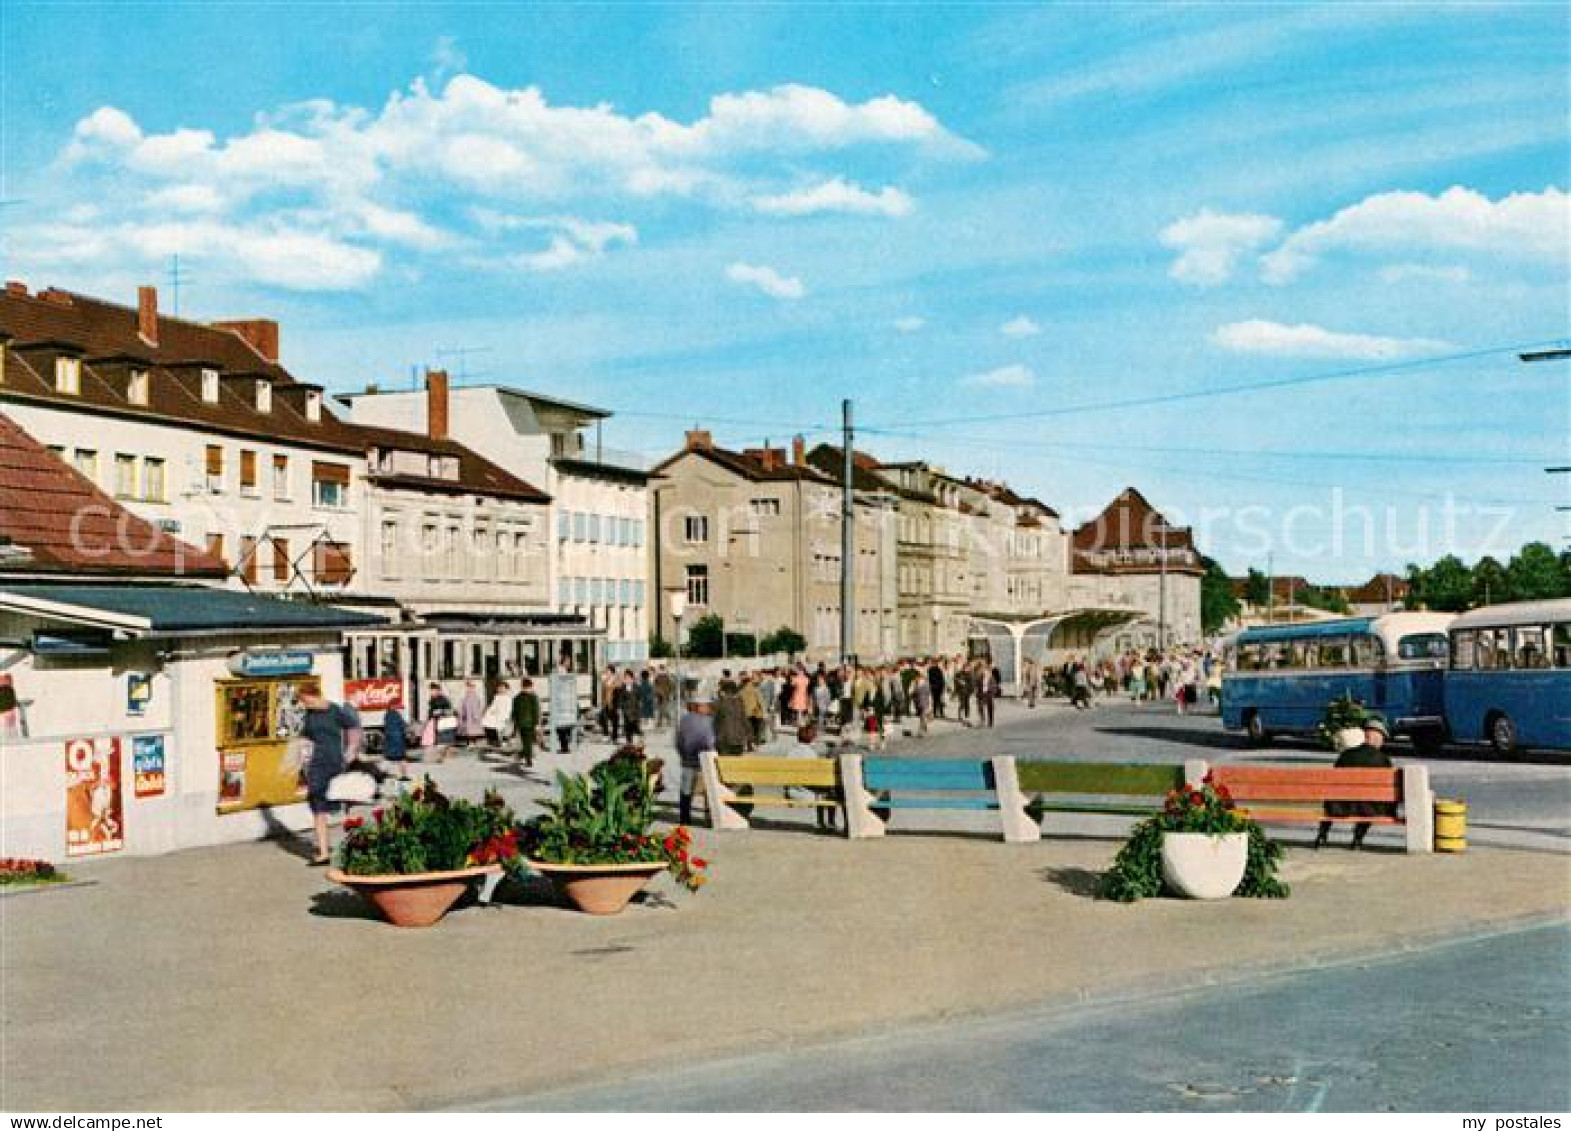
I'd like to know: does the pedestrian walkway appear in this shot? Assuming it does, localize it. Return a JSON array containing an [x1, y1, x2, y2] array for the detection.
[[3, 805, 1566, 1110]]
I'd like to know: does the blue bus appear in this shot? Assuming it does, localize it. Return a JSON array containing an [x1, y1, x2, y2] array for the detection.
[[1222, 612, 1454, 750], [1444, 599, 1571, 756]]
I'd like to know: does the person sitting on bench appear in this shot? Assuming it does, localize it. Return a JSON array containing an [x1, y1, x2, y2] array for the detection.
[[1316, 715, 1396, 850]]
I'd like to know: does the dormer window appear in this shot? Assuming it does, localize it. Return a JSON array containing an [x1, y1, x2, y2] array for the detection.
[[55, 356, 81, 395], [127, 368, 149, 406], [201, 368, 219, 403], [255, 379, 272, 414], [305, 390, 321, 422]]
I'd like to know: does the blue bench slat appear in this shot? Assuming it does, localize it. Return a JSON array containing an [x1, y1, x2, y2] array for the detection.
[[864, 758, 995, 792], [876, 797, 1000, 811]]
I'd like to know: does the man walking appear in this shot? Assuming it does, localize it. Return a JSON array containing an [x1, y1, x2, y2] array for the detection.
[[675, 692, 716, 825], [928, 659, 946, 720], [549, 655, 579, 757], [511, 677, 540, 768]]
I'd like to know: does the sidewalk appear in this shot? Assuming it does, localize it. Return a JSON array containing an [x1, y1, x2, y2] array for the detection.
[[3, 790, 1567, 1110]]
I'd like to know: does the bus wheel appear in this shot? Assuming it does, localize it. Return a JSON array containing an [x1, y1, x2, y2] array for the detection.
[[1488, 713, 1520, 758], [1245, 711, 1271, 746]]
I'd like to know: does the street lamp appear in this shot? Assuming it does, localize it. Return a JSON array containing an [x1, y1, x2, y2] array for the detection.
[[667, 587, 688, 703], [931, 605, 942, 655]]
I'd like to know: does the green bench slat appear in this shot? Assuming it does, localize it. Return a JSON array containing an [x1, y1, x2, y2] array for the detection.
[[1016, 761, 1185, 796], [864, 758, 995, 792], [1031, 802, 1162, 816]]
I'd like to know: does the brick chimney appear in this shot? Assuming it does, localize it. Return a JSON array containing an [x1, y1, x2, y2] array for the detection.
[[215, 318, 279, 362], [426, 369, 449, 442], [137, 286, 158, 347], [792, 434, 806, 465], [685, 429, 713, 451], [4, 281, 26, 297]]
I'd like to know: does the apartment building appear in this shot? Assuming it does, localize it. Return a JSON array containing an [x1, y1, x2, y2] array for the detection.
[[1069, 487, 1204, 651], [650, 433, 897, 662], [342, 379, 650, 665]]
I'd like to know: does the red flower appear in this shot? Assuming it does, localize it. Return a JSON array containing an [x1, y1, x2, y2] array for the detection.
[[1202, 771, 1214, 784], [691, 857, 708, 869], [372, 808, 385, 823], [344, 816, 364, 830], [1188, 791, 1205, 806]]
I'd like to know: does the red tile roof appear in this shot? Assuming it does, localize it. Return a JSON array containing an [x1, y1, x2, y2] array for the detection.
[[0, 286, 547, 503], [1071, 487, 1203, 575], [0, 411, 227, 578]]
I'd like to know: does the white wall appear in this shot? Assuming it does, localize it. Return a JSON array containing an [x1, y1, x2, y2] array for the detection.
[[0, 625, 345, 863]]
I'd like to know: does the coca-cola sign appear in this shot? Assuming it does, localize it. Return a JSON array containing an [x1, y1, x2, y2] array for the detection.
[[345, 678, 404, 712]]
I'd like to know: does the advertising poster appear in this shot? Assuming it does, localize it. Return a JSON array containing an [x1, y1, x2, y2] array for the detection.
[[132, 734, 166, 798], [126, 672, 152, 717], [64, 736, 124, 857], [345, 677, 404, 713], [218, 749, 247, 808], [215, 676, 318, 813]]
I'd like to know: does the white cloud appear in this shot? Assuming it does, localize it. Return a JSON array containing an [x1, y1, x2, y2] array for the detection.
[[1001, 315, 1041, 338], [1261, 186, 1568, 283], [752, 177, 914, 217], [1378, 263, 1472, 285], [473, 212, 638, 270], [431, 35, 467, 80], [963, 363, 1035, 388], [1160, 208, 1282, 286], [20, 75, 972, 292], [1211, 320, 1452, 360], [726, 261, 805, 300], [893, 316, 926, 332]]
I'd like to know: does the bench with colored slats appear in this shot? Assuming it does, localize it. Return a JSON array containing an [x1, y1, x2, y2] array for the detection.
[[1210, 763, 1433, 853], [844, 755, 1041, 842], [1016, 761, 1197, 824], [699, 752, 844, 831]]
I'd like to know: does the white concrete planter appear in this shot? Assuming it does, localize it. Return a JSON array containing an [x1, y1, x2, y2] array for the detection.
[[1332, 726, 1365, 752], [1161, 831, 1248, 900]]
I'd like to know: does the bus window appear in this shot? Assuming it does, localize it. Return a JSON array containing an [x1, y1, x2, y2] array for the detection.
[[523, 641, 541, 677], [1476, 629, 1508, 670], [441, 640, 459, 679], [1284, 641, 1309, 669], [1552, 624, 1571, 668], [1352, 634, 1382, 668], [1236, 644, 1257, 671], [1397, 634, 1446, 662], [1317, 637, 1349, 668], [378, 637, 400, 677], [1452, 630, 1475, 669], [1514, 626, 1549, 670]]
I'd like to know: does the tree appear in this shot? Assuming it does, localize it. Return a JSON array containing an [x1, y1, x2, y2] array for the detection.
[[1506, 541, 1567, 601], [1297, 585, 1350, 615], [1243, 568, 1270, 607], [1200, 557, 1241, 635], [684, 613, 725, 658], [648, 634, 674, 659], [724, 633, 758, 658], [1407, 554, 1473, 612], [759, 626, 808, 658], [1470, 555, 1509, 607]]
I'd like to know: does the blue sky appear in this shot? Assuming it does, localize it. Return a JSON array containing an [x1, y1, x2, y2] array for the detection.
[[3, 2, 1567, 582]]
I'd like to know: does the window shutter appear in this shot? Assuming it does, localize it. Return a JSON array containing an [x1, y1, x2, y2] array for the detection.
[[311, 461, 350, 485], [240, 450, 257, 487], [273, 539, 290, 582], [205, 445, 223, 476]]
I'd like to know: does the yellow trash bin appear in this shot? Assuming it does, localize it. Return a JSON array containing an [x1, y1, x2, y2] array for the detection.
[[1434, 798, 1467, 852]]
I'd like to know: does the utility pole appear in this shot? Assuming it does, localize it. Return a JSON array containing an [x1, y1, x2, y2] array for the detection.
[[840, 398, 855, 664], [1266, 553, 1275, 625], [167, 254, 193, 317]]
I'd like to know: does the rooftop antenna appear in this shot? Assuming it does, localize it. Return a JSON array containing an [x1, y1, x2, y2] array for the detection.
[[167, 253, 194, 317], [435, 345, 491, 383]]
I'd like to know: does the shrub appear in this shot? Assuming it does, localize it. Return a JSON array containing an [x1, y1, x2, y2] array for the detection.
[[337, 779, 520, 876]]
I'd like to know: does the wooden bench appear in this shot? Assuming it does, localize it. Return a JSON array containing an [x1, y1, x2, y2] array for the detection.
[[844, 756, 1039, 843], [1015, 761, 1203, 838], [1210, 763, 1433, 853], [699, 751, 843, 832]]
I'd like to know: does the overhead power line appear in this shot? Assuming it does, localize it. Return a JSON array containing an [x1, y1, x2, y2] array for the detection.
[[861, 339, 1568, 430]]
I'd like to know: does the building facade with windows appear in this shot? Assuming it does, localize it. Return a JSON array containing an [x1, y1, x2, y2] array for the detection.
[[341, 380, 650, 665], [650, 433, 897, 662]]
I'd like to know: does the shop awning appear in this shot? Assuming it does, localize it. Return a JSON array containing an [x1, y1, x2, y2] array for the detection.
[[0, 583, 386, 637]]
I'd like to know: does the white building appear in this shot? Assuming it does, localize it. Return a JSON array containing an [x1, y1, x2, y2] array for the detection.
[[342, 379, 652, 667]]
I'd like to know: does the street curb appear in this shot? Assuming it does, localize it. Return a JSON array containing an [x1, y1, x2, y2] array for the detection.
[[446, 911, 1570, 1111]]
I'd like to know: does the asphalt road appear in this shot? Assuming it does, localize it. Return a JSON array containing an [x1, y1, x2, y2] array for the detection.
[[879, 699, 1571, 853], [501, 920, 1571, 1112]]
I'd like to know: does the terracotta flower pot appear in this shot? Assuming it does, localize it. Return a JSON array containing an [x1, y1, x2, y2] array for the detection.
[[527, 859, 667, 915], [328, 864, 501, 928], [1160, 832, 1248, 900]]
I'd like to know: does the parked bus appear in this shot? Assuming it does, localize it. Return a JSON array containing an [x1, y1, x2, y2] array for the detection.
[[1222, 612, 1454, 750], [1444, 599, 1571, 756]]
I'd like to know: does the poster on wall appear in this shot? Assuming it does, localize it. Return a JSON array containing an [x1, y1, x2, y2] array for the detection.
[[126, 673, 152, 718], [65, 737, 124, 857], [132, 734, 166, 798], [345, 677, 404, 713], [218, 749, 247, 808]]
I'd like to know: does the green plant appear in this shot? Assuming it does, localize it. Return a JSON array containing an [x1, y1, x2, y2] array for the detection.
[[1098, 777, 1290, 902], [0, 858, 68, 886], [760, 626, 808, 657], [648, 633, 675, 659], [337, 779, 520, 876], [1317, 693, 1368, 750], [521, 753, 708, 891]]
